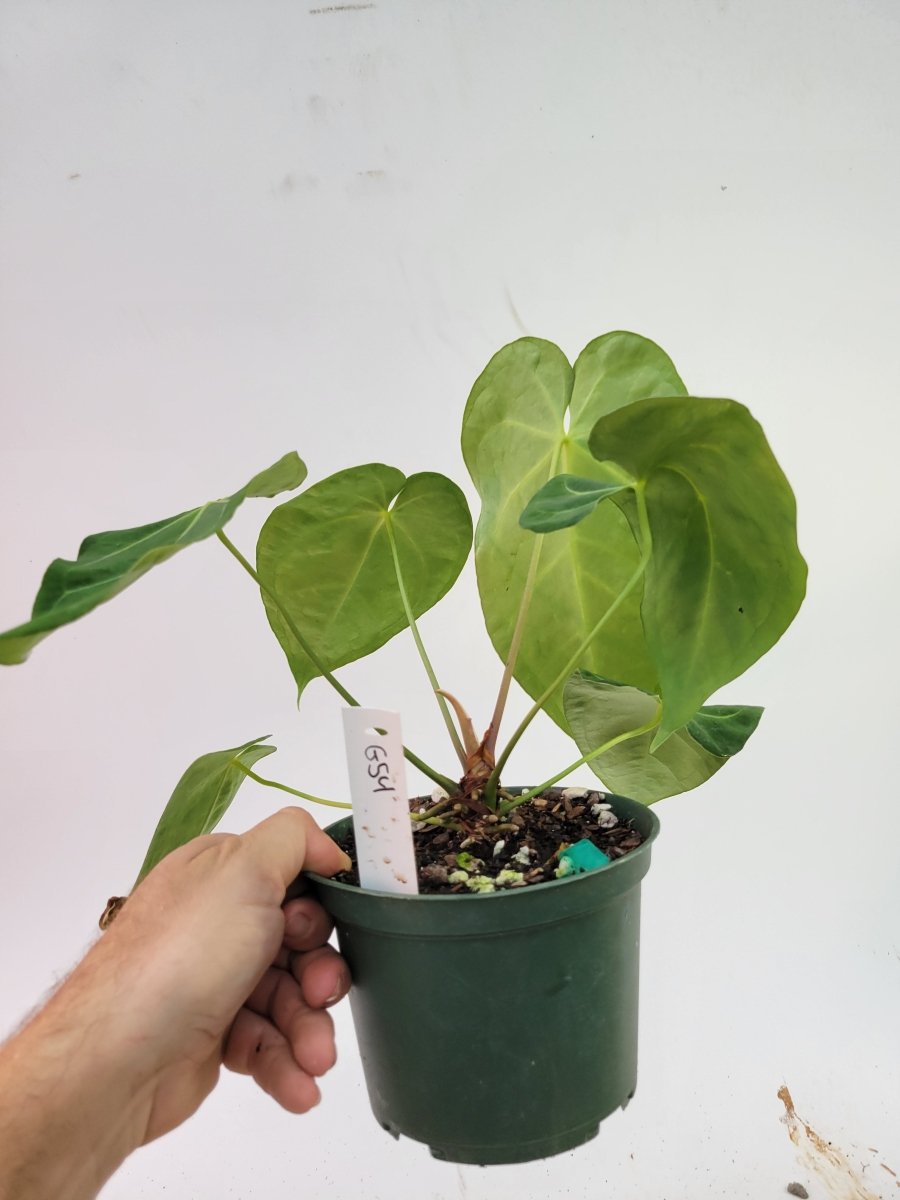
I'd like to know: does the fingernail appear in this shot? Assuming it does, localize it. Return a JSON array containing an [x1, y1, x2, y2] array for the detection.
[[325, 974, 349, 1005], [288, 911, 313, 939]]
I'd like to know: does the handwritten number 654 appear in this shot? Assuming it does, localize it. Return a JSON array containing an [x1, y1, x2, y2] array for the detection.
[[364, 744, 394, 794]]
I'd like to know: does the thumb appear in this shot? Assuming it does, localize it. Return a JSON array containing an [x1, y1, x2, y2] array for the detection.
[[240, 807, 350, 889]]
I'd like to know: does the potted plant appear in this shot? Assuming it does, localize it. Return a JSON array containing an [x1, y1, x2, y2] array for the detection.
[[0, 331, 806, 1165]]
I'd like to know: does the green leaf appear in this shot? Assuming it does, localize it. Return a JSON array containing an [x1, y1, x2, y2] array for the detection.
[[135, 736, 276, 884], [256, 464, 472, 699], [686, 706, 764, 757], [0, 452, 307, 666], [519, 474, 630, 533], [588, 396, 807, 744], [243, 453, 309, 498], [563, 671, 762, 803], [463, 332, 686, 724]]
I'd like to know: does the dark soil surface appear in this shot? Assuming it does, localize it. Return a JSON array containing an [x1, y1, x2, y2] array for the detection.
[[332, 787, 644, 894]]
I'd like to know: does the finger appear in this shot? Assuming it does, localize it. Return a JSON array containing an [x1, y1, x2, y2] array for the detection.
[[272, 897, 336, 969], [245, 967, 337, 1077], [282, 896, 335, 952], [240, 807, 351, 892], [291, 945, 351, 1009], [223, 1008, 321, 1114]]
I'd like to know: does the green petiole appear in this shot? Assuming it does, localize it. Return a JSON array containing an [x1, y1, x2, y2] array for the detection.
[[496, 712, 661, 815], [235, 763, 352, 810], [216, 529, 457, 794]]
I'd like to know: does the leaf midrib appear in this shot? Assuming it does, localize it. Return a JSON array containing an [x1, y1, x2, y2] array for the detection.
[[321, 511, 387, 639], [42, 499, 228, 611]]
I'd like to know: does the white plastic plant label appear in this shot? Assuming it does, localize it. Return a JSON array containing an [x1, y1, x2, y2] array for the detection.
[[341, 707, 419, 895]]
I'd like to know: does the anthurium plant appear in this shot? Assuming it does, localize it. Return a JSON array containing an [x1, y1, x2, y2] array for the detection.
[[1, 332, 807, 902]]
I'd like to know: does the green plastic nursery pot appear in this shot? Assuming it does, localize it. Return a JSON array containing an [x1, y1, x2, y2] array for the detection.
[[307, 792, 659, 1166]]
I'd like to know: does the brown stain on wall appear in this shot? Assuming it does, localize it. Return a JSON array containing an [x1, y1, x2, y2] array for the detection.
[[778, 1085, 894, 1199]]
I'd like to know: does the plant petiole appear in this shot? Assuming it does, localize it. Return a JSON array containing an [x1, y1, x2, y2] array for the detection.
[[411, 814, 462, 830], [482, 445, 562, 766], [216, 529, 457, 794], [384, 517, 467, 768], [235, 763, 352, 810], [483, 486, 650, 803], [216, 529, 357, 705], [496, 713, 661, 815]]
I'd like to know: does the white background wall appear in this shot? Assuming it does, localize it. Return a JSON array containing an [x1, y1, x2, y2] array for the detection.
[[1, 1, 899, 1196]]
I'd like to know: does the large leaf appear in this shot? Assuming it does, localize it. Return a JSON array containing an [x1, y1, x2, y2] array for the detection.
[[462, 332, 686, 725], [135, 736, 276, 884], [256, 464, 472, 698], [563, 671, 762, 803], [588, 396, 807, 744], [0, 452, 307, 665]]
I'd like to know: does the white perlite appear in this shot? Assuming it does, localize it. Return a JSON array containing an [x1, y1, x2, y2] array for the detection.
[[561, 787, 589, 800], [495, 869, 525, 888]]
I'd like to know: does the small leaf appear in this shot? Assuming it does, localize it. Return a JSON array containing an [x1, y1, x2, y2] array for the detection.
[[135, 736, 276, 885], [588, 396, 806, 744], [519, 474, 631, 533], [243, 452, 309, 498], [563, 670, 762, 803], [256, 464, 472, 699], [0, 452, 307, 666]]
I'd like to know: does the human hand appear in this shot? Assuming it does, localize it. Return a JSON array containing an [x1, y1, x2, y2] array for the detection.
[[100, 806, 352, 1140], [0, 807, 351, 1200]]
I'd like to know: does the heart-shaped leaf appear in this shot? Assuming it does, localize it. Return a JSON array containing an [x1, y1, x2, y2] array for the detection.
[[463, 332, 686, 724], [563, 671, 762, 802], [587, 396, 807, 744], [256, 464, 472, 699], [0, 452, 307, 666], [135, 736, 276, 884]]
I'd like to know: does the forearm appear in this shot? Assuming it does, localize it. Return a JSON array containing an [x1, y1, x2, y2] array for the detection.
[[0, 810, 350, 1198], [0, 948, 152, 1200]]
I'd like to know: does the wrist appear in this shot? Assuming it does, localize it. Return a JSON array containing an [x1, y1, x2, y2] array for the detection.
[[0, 944, 155, 1200]]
